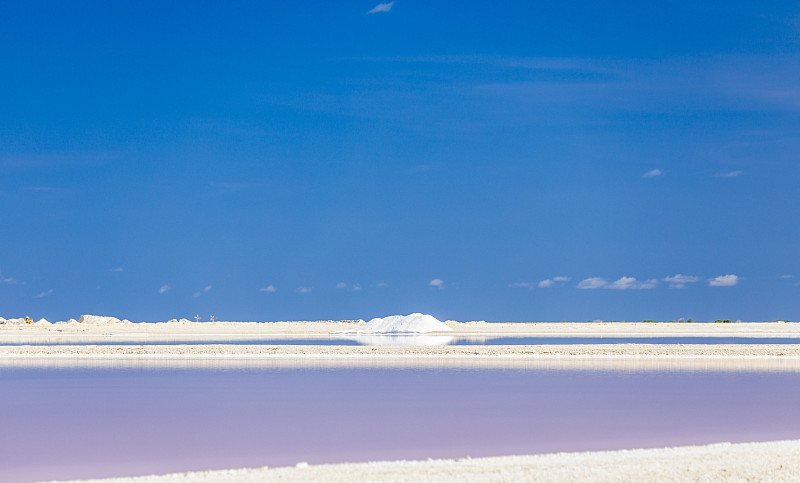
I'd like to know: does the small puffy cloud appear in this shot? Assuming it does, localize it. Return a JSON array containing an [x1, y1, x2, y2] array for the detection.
[[577, 277, 607, 289], [509, 282, 536, 289], [296, 286, 313, 293], [642, 169, 662, 178], [537, 276, 570, 288], [259, 285, 277, 293], [429, 278, 445, 289], [709, 274, 739, 287], [159, 284, 171, 294], [606, 277, 658, 290], [368, 1, 394, 13], [577, 276, 656, 290], [33, 289, 53, 299], [717, 170, 743, 178], [663, 274, 701, 289], [193, 285, 213, 297], [607, 276, 638, 290], [0, 269, 19, 284], [336, 282, 362, 291]]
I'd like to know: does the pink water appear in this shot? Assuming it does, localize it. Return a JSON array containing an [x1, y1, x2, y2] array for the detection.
[[2, 367, 799, 482]]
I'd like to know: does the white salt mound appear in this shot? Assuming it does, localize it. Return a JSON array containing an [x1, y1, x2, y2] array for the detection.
[[0, 317, 26, 325], [336, 313, 453, 334], [77, 315, 132, 325]]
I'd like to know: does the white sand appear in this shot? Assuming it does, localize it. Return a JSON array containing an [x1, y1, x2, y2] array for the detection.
[[54, 439, 800, 483]]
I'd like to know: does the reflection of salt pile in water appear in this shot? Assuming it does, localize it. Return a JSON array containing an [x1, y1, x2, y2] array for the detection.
[[335, 313, 454, 334], [332, 313, 454, 346]]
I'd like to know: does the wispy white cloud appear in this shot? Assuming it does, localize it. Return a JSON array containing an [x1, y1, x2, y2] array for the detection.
[[259, 285, 277, 293], [663, 274, 701, 289], [577, 277, 607, 289], [642, 169, 662, 178], [780, 274, 793, 279], [429, 278, 445, 289], [25, 186, 66, 193], [353, 283, 362, 291], [336, 282, 363, 291], [577, 276, 657, 289], [368, 1, 394, 14], [716, 170, 743, 178], [509, 282, 536, 289], [708, 274, 739, 287], [607, 276, 658, 290], [193, 285, 213, 297], [335, 282, 348, 289], [537, 276, 571, 288], [0, 269, 19, 284], [376, 281, 389, 287], [110, 267, 124, 272], [33, 289, 53, 299], [158, 284, 171, 294], [296, 286, 313, 293]]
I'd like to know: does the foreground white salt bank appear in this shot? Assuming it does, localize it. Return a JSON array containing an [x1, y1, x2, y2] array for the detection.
[[334, 313, 453, 335]]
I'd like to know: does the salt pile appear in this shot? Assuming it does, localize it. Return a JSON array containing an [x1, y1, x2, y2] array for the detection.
[[77, 315, 132, 325], [334, 313, 453, 334], [0, 317, 27, 325], [0, 317, 51, 326]]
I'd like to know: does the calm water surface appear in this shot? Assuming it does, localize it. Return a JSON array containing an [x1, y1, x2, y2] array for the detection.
[[2, 367, 800, 482]]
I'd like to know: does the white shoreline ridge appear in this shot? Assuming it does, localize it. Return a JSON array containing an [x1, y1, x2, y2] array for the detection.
[[332, 313, 454, 334], [55, 439, 800, 483]]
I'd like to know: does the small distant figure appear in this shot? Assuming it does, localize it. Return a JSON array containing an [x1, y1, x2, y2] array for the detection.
[[24, 316, 34, 324], [210, 315, 215, 322], [195, 314, 200, 323]]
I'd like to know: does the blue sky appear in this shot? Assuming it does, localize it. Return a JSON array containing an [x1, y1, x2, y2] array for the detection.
[[1, 1, 799, 322]]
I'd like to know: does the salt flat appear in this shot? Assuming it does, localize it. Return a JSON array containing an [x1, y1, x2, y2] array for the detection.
[[2, 320, 800, 371], [3, 318, 800, 338], [5, 318, 800, 482]]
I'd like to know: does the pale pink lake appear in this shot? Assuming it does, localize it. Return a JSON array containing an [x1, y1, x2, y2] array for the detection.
[[2, 367, 800, 482]]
